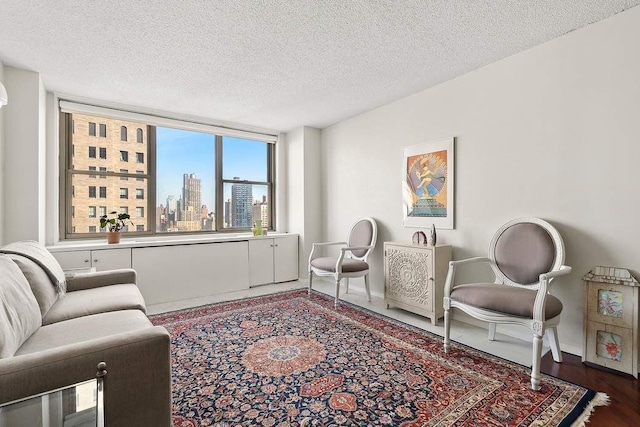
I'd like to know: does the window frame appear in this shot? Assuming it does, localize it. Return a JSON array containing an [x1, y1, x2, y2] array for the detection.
[[59, 103, 276, 240]]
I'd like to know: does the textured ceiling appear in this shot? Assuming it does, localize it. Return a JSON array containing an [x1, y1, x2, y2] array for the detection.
[[1, 1, 639, 132]]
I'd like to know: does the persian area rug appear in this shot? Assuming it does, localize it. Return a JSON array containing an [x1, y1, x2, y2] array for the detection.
[[150, 290, 608, 426]]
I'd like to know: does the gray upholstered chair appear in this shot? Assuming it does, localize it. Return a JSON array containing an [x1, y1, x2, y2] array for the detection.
[[308, 218, 377, 308], [443, 217, 571, 390]]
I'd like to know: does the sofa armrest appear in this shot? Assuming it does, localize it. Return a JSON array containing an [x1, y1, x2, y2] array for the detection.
[[0, 326, 171, 427], [65, 268, 137, 291]]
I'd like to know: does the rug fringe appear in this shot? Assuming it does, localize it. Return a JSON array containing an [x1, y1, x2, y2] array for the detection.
[[570, 392, 610, 427]]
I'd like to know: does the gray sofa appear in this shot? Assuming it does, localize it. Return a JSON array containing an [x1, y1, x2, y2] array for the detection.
[[0, 241, 171, 426]]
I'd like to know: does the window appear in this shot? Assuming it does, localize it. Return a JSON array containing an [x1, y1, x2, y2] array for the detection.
[[120, 206, 128, 215], [99, 123, 106, 138], [89, 226, 97, 233], [72, 206, 75, 218], [60, 105, 274, 239], [88, 206, 96, 218], [88, 146, 96, 158], [89, 122, 96, 136]]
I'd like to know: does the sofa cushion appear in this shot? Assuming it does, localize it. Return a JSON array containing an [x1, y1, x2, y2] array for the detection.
[[0, 256, 42, 358], [15, 310, 152, 356], [42, 284, 147, 325], [0, 241, 67, 296], [6, 254, 59, 317]]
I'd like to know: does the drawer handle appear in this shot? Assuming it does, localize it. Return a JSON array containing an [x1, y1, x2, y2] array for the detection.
[[428, 277, 434, 281], [93, 259, 98, 263], [84, 259, 90, 263]]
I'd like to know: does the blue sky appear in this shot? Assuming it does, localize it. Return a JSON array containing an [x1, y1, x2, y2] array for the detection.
[[156, 127, 267, 211]]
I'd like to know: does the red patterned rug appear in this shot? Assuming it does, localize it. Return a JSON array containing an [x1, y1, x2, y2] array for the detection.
[[150, 290, 607, 426]]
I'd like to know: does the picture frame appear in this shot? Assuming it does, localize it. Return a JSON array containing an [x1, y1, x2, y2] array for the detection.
[[402, 137, 455, 229]]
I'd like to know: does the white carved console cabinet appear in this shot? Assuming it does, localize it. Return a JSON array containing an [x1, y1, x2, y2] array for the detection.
[[384, 242, 452, 325]]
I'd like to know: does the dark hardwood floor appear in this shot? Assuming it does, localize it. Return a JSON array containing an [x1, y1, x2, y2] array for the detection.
[[541, 352, 640, 426]]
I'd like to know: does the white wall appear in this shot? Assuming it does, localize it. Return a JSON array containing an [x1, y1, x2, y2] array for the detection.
[[0, 61, 5, 244], [320, 6, 640, 355], [2, 67, 47, 244], [286, 126, 322, 278]]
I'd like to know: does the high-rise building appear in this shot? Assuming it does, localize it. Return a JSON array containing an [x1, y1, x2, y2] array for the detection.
[[166, 195, 177, 214], [182, 173, 201, 212], [70, 113, 148, 234], [231, 178, 252, 227]]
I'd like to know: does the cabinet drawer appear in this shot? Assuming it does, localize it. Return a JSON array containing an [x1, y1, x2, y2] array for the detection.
[[52, 250, 92, 270]]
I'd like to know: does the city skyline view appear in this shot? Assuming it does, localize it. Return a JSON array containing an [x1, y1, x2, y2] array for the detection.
[[156, 127, 268, 211]]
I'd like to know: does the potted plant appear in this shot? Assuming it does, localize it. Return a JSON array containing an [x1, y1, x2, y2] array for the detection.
[[99, 211, 133, 244]]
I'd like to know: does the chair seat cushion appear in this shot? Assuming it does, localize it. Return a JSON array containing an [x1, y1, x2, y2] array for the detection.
[[450, 283, 562, 320], [311, 257, 369, 273]]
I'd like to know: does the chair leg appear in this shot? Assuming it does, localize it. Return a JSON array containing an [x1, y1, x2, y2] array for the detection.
[[364, 274, 371, 302], [444, 308, 451, 353], [344, 278, 350, 294], [308, 271, 313, 296], [488, 322, 496, 341], [334, 279, 340, 308], [547, 327, 563, 363], [531, 334, 543, 391]]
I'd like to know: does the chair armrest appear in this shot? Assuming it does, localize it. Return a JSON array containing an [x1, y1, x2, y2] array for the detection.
[[449, 256, 492, 267], [309, 242, 348, 265], [540, 265, 572, 281], [0, 326, 171, 426], [533, 265, 572, 322], [65, 268, 137, 291], [444, 257, 495, 297], [340, 245, 374, 253], [312, 241, 347, 248]]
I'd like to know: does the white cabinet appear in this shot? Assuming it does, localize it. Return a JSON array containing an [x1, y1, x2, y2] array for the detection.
[[132, 242, 250, 305], [52, 248, 131, 272], [248, 235, 299, 287], [384, 242, 451, 325]]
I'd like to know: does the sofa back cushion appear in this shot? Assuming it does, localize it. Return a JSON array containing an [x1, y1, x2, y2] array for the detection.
[[7, 254, 59, 317], [0, 240, 67, 296], [0, 255, 42, 358]]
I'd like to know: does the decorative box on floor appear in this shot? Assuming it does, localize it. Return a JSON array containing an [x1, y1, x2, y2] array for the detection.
[[582, 266, 639, 378], [384, 242, 451, 325]]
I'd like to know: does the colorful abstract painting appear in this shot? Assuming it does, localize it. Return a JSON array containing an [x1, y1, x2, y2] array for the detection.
[[402, 137, 454, 229]]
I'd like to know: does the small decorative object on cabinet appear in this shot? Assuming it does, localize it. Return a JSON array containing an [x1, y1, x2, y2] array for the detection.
[[412, 231, 427, 245], [582, 266, 639, 378], [429, 224, 437, 246], [384, 242, 451, 325]]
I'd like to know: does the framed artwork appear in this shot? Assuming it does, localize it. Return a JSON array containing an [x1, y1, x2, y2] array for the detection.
[[402, 137, 455, 229]]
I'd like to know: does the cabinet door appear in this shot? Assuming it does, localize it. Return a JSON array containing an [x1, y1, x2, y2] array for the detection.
[[385, 245, 434, 311], [91, 248, 131, 271], [274, 236, 299, 283], [133, 242, 249, 305], [249, 239, 276, 287], [52, 250, 92, 270]]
